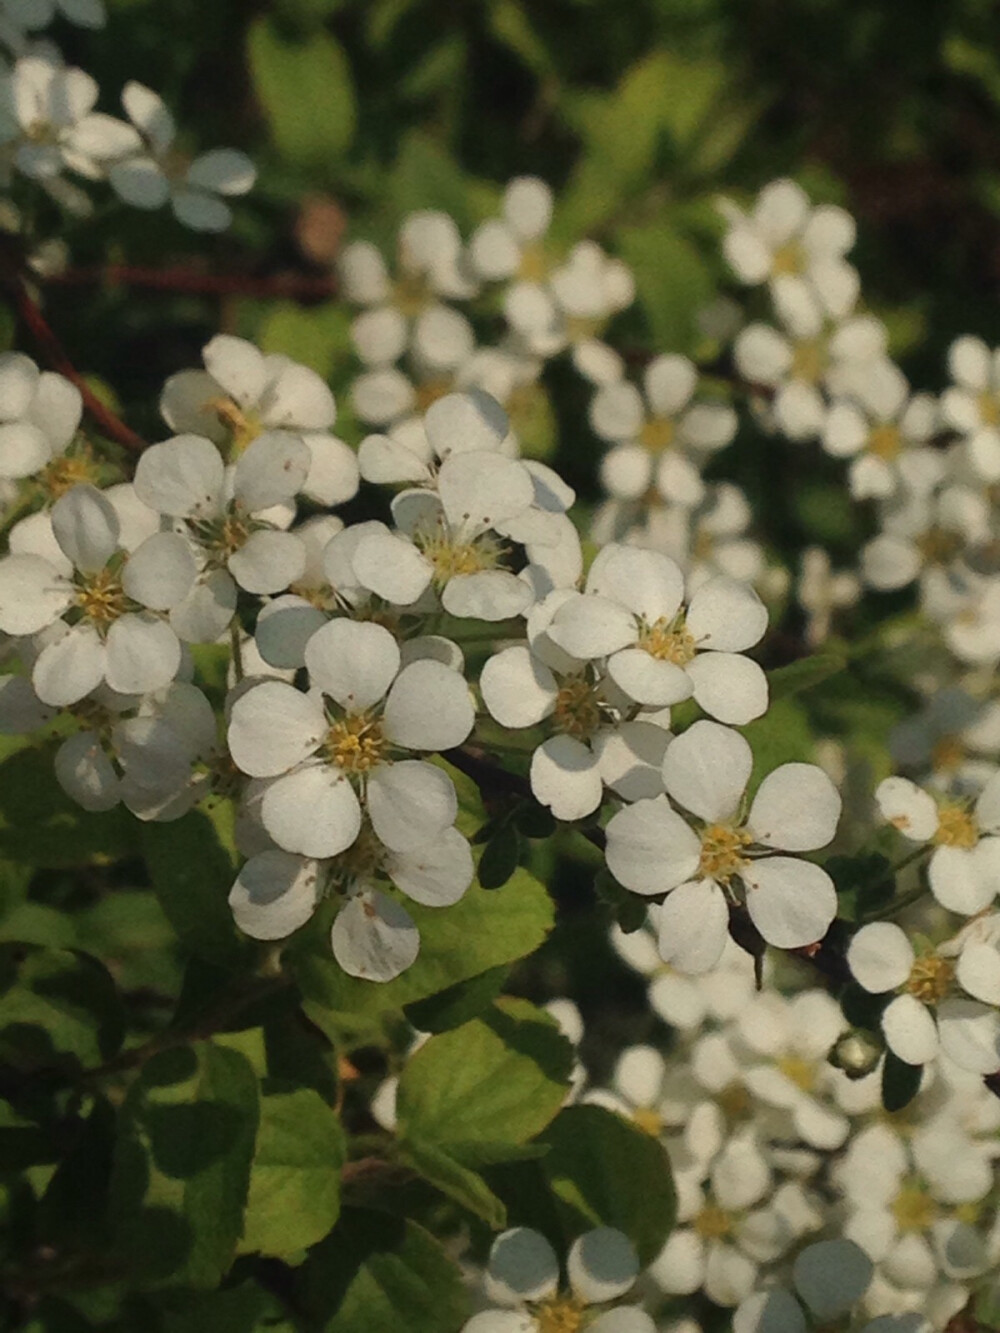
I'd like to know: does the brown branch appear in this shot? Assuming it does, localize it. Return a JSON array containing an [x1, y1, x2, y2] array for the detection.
[[46, 264, 339, 302], [12, 280, 148, 454]]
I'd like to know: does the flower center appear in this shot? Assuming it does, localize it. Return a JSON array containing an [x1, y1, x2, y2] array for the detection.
[[867, 423, 903, 461], [209, 397, 262, 455], [978, 392, 1000, 427], [776, 1054, 817, 1093], [415, 376, 454, 414], [933, 804, 978, 848], [916, 527, 963, 565], [717, 1081, 752, 1120], [324, 714, 385, 773], [694, 1203, 733, 1240], [75, 568, 127, 628], [392, 272, 431, 318], [891, 1183, 936, 1234], [639, 616, 696, 664], [791, 338, 826, 384], [565, 315, 602, 345], [904, 954, 953, 1004], [639, 417, 676, 453], [331, 822, 384, 881], [698, 824, 751, 883], [554, 677, 602, 740], [39, 450, 98, 498], [772, 241, 804, 277], [417, 527, 498, 583], [517, 243, 548, 284], [632, 1106, 664, 1137], [535, 1297, 584, 1333]]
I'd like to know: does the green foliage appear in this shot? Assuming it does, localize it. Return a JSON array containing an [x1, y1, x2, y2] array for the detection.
[[0, 945, 123, 1074]]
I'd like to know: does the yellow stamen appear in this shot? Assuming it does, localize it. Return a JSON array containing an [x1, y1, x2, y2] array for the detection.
[[933, 804, 978, 848], [639, 417, 676, 453], [867, 423, 903, 461], [791, 339, 826, 384], [517, 243, 548, 283], [324, 714, 385, 773], [75, 568, 127, 628], [536, 1297, 584, 1333], [208, 397, 262, 455], [553, 677, 602, 741], [930, 736, 965, 774], [392, 272, 431, 318], [776, 1054, 817, 1093], [699, 824, 752, 883], [639, 616, 696, 665], [417, 528, 496, 583], [415, 377, 453, 414], [632, 1106, 664, 1138], [717, 1081, 751, 1120], [978, 392, 1000, 428], [39, 451, 98, 498], [772, 241, 804, 277], [891, 1183, 935, 1234], [904, 954, 953, 1004], [694, 1204, 733, 1239]]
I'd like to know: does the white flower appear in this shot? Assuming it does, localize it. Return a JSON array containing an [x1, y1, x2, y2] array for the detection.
[[940, 335, 1000, 480], [719, 178, 858, 321], [591, 354, 737, 511], [0, 0, 104, 38], [797, 546, 860, 647], [1, 56, 139, 181], [860, 484, 988, 593], [227, 618, 474, 859], [546, 545, 769, 724], [0, 483, 194, 704], [583, 1043, 693, 1137], [605, 720, 840, 970], [467, 176, 554, 282], [0, 355, 82, 484], [890, 688, 1000, 794], [110, 81, 255, 232], [875, 773, 1000, 916], [358, 388, 511, 486], [160, 334, 358, 508], [848, 919, 1000, 1074], [464, 1226, 653, 1333]]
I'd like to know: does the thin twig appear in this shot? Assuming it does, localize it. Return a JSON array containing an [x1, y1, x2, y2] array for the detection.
[[47, 264, 339, 302]]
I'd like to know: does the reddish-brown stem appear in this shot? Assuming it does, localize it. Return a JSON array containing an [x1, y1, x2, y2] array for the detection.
[[47, 264, 339, 301], [12, 281, 148, 453]]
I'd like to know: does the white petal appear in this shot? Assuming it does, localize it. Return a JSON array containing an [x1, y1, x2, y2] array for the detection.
[[227, 680, 326, 777], [486, 1228, 559, 1305], [169, 568, 237, 643], [687, 653, 768, 725], [425, 389, 509, 460], [0, 554, 71, 634], [51, 483, 119, 571], [367, 760, 457, 852], [875, 777, 938, 842], [956, 941, 1000, 1005], [480, 645, 557, 728], [332, 889, 419, 981], [305, 617, 400, 712], [608, 648, 693, 707], [657, 878, 730, 973], [0, 421, 51, 478], [33, 623, 105, 705], [661, 720, 751, 822], [385, 826, 473, 906], [743, 856, 837, 948], [229, 850, 319, 939], [0, 352, 40, 420], [586, 545, 684, 623], [881, 993, 938, 1065], [133, 434, 224, 518], [358, 431, 431, 484], [747, 763, 841, 850], [504, 176, 552, 239], [936, 997, 1000, 1074], [441, 570, 533, 620], [105, 614, 180, 695], [614, 1044, 666, 1107], [793, 1239, 872, 1320], [848, 922, 914, 993], [382, 659, 474, 751], [54, 730, 119, 812], [530, 734, 603, 820], [262, 764, 361, 858], [186, 148, 255, 196], [351, 532, 432, 606], [547, 593, 637, 659], [172, 190, 233, 235], [590, 382, 644, 442], [605, 795, 702, 894], [686, 577, 768, 651], [929, 845, 995, 916], [254, 595, 326, 670], [233, 432, 310, 511], [437, 451, 533, 533], [567, 1228, 639, 1304], [594, 720, 670, 803], [733, 1291, 806, 1333], [228, 530, 305, 594], [122, 532, 196, 611], [202, 335, 267, 407]]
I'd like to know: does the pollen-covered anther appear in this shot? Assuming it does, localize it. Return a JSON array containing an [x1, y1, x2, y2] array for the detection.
[[517, 243, 547, 283], [639, 615, 696, 664], [208, 396, 261, 454], [554, 677, 602, 740], [933, 804, 978, 848], [930, 735, 965, 774], [535, 1296, 585, 1333], [631, 1106, 664, 1138], [867, 423, 903, 461], [791, 338, 826, 384], [324, 714, 385, 773], [391, 272, 431, 318], [776, 1054, 817, 1093], [75, 568, 127, 627], [772, 240, 804, 276], [40, 451, 98, 498], [693, 1203, 733, 1240], [639, 416, 676, 452], [698, 823, 752, 882], [978, 391, 1000, 427], [418, 529, 497, 583], [904, 954, 954, 1004]]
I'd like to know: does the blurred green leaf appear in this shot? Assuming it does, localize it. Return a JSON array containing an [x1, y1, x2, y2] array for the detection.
[[617, 222, 713, 350], [0, 945, 123, 1074], [259, 302, 353, 381], [396, 1139, 507, 1227], [248, 18, 356, 169]]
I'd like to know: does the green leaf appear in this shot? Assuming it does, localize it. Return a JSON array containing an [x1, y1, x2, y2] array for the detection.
[[881, 1050, 921, 1113], [155, 1282, 275, 1333], [616, 223, 713, 351], [259, 302, 352, 381], [298, 1208, 469, 1332], [741, 698, 815, 786], [248, 18, 356, 168], [110, 1041, 260, 1287], [396, 998, 572, 1165], [404, 963, 510, 1034], [396, 1139, 507, 1228], [539, 1105, 676, 1266], [478, 825, 521, 890], [292, 869, 553, 1025], [0, 746, 137, 867], [141, 805, 247, 968], [238, 1088, 344, 1258], [387, 132, 498, 230], [0, 946, 123, 1074], [767, 653, 847, 701]]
